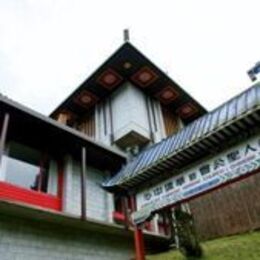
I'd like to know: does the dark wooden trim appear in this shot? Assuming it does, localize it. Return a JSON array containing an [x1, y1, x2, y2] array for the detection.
[[162, 211, 169, 236], [150, 99, 158, 132], [80, 147, 87, 220], [0, 113, 10, 164], [122, 197, 130, 229], [57, 159, 64, 209], [108, 98, 114, 143], [37, 153, 48, 192], [103, 102, 107, 136], [145, 97, 154, 142]]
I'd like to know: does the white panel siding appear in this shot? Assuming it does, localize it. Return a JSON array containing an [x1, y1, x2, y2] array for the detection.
[[47, 160, 58, 196], [61, 156, 80, 216], [112, 82, 150, 135], [63, 156, 114, 222]]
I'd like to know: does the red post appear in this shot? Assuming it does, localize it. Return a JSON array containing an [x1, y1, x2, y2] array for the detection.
[[134, 226, 146, 260], [130, 196, 146, 260]]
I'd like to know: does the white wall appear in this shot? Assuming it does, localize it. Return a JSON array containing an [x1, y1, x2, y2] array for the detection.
[[111, 82, 150, 138], [93, 82, 168, 149], [0, 214, 134, 260], [47, 160, 58, 195], [63, 156, 114, 223]]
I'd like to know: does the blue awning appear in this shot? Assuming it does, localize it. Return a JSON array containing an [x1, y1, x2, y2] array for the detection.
[[103, 83, 260, 190]]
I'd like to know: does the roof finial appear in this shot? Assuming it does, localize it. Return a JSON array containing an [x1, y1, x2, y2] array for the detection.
[[123, 29, 130, 42]]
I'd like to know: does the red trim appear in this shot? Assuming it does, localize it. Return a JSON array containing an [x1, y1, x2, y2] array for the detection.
[[131, 66, 158, 88], [155, 86, 180, 104], [176, 102, 198, 119], [74, 90, 99, 109], [131, 195, 146, 260], [97, 69, 123, 90], [134, 227, 146, 260], [0, 181, 61, 211], [113, 211, 126, 222]]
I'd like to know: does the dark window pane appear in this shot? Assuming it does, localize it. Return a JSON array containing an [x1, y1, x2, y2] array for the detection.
[[5, 156, 40, 189], [3, 142, 50, 192]]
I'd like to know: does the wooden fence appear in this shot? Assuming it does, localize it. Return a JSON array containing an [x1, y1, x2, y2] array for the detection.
[[189, 170, 260, 240]]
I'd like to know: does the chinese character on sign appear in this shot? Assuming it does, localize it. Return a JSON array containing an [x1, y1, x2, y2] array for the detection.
[[227, 150, 240, 163], [245, 144, 257, 155], [189, 172, 197, 181], [176, 177, 185, 186], [144, 192, 152, 201], [213, 158, 225, 170], [153, 186, 163, 196], [199, 164, 210, 176], [164, 181, 174, 191]]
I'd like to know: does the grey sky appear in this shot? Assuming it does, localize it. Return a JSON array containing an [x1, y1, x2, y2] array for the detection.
[[0, 0, 259, 115]]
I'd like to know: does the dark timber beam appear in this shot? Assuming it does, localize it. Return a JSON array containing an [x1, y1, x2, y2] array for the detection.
[[122, 196, 130, 230], [80, 147, 87, 220], [0, 113, 10, 165]]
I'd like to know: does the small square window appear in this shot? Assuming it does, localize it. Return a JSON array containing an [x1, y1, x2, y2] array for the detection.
[[189, 172, 197, 181], [176, 177, 185, 186]]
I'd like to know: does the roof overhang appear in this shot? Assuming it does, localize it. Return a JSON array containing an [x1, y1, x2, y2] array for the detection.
[[50, 43, 207, 124], [0, 94, 126, 171]]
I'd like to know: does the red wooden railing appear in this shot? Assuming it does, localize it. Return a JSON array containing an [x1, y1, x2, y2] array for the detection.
[[113, 211, 126, 222], [0, 181, 61, 211]]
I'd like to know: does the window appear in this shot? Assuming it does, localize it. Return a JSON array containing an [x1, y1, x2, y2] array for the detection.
[[2, 142, 52, 193]]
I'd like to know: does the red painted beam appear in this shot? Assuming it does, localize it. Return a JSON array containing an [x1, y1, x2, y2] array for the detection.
[[113, 211, 126, 222], [0, 181, 61, 211]]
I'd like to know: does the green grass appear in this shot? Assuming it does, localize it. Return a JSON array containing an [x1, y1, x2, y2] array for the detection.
[[147, 231, 260, 260]]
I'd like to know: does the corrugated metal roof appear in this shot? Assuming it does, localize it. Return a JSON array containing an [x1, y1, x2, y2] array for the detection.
[[103, 83, 260, 190]]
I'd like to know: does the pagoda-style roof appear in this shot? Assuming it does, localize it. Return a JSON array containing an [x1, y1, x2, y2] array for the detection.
[[50, 42, 206, 124], [103, 83, 260, 191]]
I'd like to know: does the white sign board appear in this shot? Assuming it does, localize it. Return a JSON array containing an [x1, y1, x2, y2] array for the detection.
[[133, 135, 260, 224]]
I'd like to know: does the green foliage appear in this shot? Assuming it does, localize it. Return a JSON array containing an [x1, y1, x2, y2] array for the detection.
[[175, 206, 203, 258], [147, 231, 260, 260]]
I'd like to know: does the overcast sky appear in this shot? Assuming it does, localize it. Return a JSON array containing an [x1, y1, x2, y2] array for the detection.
[[0, 0, 259, 115]]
